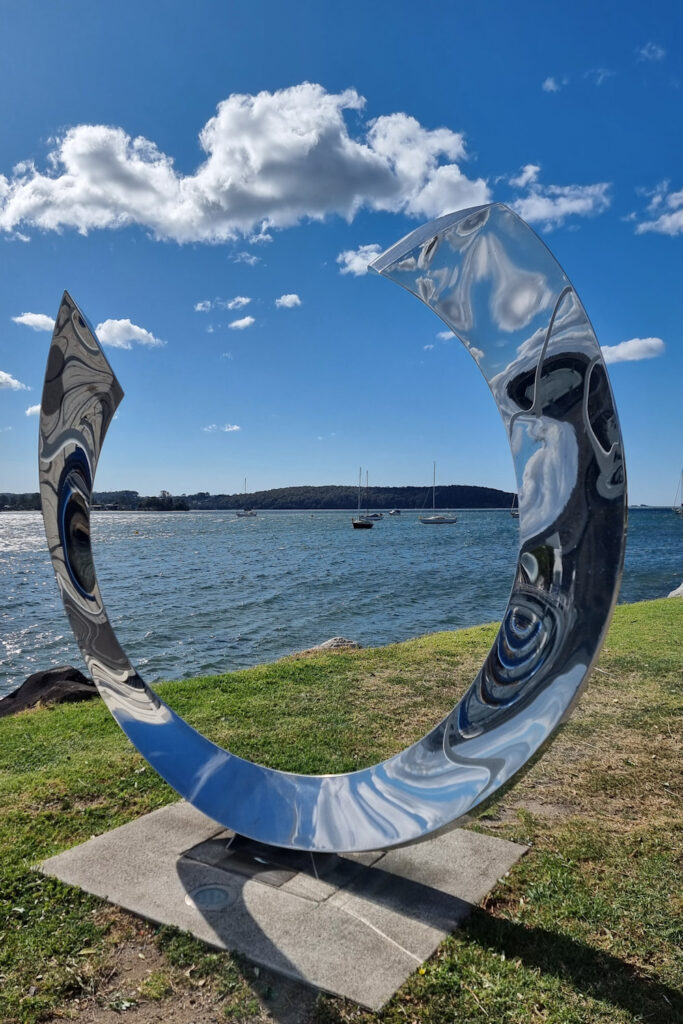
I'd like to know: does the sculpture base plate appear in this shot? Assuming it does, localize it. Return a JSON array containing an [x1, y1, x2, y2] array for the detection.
[[40, 801, 526, 1010]]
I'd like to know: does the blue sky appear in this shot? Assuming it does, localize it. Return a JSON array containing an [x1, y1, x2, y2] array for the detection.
[[0, 0, 680, 504]]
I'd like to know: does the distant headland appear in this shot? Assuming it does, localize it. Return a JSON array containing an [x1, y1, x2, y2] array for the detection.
[[1, 483, 514, 512]]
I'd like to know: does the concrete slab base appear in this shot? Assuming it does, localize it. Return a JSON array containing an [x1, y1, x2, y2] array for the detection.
[[40, 802, 527, 1011]]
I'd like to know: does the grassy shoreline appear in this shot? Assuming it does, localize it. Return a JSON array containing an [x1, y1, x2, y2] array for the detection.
[[1, 599, 681, 1023]]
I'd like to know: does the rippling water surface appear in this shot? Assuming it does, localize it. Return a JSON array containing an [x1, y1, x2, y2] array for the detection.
[[1, 509, 680, 696]]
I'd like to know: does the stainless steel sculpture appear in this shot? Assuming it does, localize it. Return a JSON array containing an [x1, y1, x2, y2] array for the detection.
[[39, 204, 626, 853]]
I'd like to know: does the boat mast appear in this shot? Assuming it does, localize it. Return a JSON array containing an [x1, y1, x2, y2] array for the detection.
[[357, 467, 361, 514], [432, 461, 436, 512]]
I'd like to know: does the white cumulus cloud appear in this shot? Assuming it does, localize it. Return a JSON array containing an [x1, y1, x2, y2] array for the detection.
[[227, 295, 251, 309], [436, 330, 454, 340], [0, 370, 28, 390], [228, 315, 255, 330], [95, 318, 165, 349], [542, 77, 560, 92], [12, 312, 54, 331], [337, 242, 383, 276], [194, 300, 211, 312], [0, 83, 490, 243], [601, 337, 665, 364], [275, 293, 301, 308], [25, 404, 40, 415]]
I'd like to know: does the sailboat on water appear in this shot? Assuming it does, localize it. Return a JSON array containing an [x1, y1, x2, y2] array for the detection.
[[673, 469, 683, 517], [419, 462, 458, 525], [235, 478, 257, 517], [352, 468, 373, 529]]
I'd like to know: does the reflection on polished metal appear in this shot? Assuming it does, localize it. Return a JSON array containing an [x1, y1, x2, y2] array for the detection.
[[39, 204, 626, 853]]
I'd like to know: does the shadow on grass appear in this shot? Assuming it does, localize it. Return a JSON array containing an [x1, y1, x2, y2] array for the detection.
[[464, 908, 682, 1021]]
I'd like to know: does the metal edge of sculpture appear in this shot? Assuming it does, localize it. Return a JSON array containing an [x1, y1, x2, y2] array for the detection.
[[38, 203, 627, 853]]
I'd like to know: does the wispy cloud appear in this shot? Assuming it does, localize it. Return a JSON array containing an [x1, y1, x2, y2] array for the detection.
[[423, 343, 434, 350], [585, 67, 615, 87], [232, 251, 261, 266], [337, 243, 383, 276], [436, 330, 454, 340], [202, 422, 241, 433], [510, 165, 611, 229], [25, 404, 40, 416], [541, 76, 561, 93], [220, 351, 234, 360], [196, 295, 251, 313], [509, 164, 540, 189], [95, 318, 165, 349], [275, 293, 301, 308], [0, 83, 490, 243], [0, 370, 29, 390], [601, 337, 665, 364], [228, 315, 255, 330], [0, 425, 13, 432], [634, 181, 683, 236], [637, 42, 666, 62], [249, 223, 272, 244], [11, 312, 54, 331]]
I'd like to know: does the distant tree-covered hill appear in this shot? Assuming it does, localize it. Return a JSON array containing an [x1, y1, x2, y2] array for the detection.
[[180, 482, 514, 510], [1, 482, 514, 512]]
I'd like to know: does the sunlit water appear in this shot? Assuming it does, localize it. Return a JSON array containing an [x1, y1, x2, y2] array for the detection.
[[1, 509, 681, 696]]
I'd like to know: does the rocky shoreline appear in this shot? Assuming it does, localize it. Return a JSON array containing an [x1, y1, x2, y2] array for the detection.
[[0, 637, 363, 718]]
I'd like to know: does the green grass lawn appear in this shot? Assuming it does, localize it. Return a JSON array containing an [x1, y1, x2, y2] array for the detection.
[[0, 599, 681, 1023]]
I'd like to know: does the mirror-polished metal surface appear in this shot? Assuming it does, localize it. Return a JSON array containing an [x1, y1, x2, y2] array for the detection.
[[39, 204, 626, 853]]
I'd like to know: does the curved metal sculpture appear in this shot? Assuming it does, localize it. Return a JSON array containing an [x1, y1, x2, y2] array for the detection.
[[39, 204, 626, 853]]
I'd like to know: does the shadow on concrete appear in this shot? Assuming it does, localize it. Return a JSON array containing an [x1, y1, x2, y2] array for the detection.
[[175, 839, 475, 1015]]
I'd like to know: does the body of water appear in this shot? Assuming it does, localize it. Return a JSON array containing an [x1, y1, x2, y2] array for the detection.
[[1, 508, 681, 697]]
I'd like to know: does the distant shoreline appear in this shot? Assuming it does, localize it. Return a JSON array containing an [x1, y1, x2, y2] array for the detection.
[[0, 505, 674, 513], [2, 482, 516, 513]]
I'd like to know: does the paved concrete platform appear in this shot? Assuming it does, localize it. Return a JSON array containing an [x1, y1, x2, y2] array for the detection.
[[40, 801, 526, 1010]]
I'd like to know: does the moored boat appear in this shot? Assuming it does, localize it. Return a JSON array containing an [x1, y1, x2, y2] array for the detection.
[[419, 462, 457, 525], [352, 468, 374, 529], [236, 477, 257, 517]]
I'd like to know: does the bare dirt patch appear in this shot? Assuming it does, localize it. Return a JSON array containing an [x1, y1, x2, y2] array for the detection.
[[45, 910, 317, 1024]]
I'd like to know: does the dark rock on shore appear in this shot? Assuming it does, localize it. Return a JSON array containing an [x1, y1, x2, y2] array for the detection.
[[0, 665, 98, 718]]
